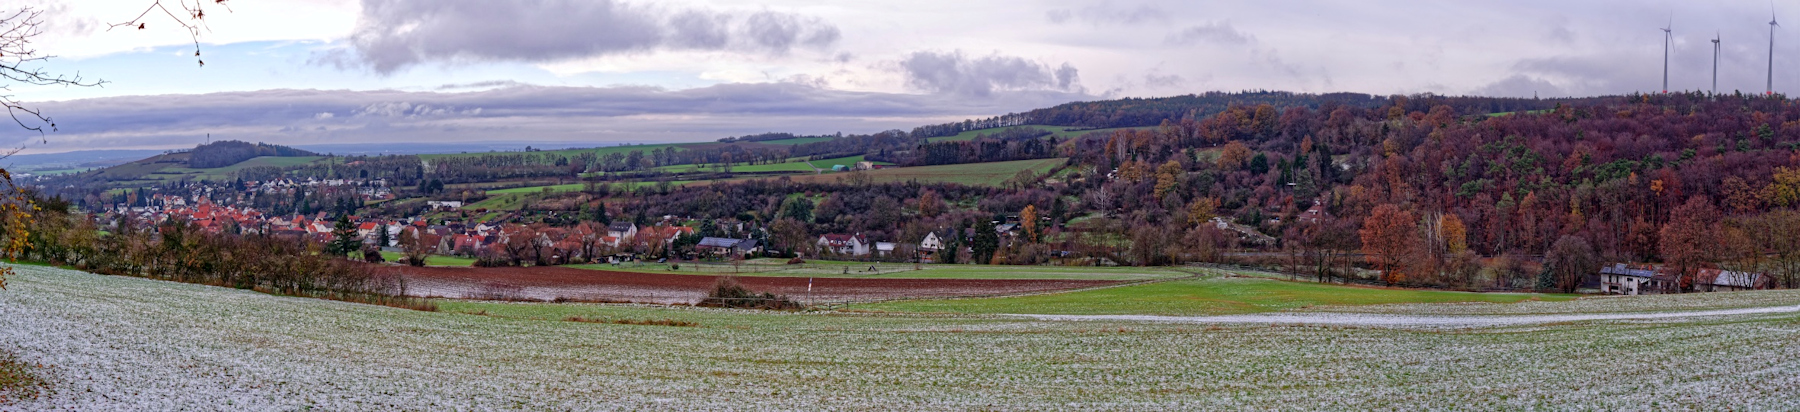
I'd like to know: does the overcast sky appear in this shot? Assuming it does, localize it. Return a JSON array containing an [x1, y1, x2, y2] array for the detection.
[[2, 0, 1797, 154]]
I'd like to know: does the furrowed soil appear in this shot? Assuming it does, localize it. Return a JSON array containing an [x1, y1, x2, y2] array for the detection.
[[378, 265, 1123, 303]]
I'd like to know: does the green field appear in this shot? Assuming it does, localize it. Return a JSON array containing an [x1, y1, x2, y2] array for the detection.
[[6, 265, 1800, 409], [465, 193, 531, 210], [863, 276, 1577, 316], [927, 125, 1157, 143], [752, 137, 835, 145], [485, 183, 588, 195], [377, 251, 476, 267], [113, 155, 328, 182], [652, 155, 889, 174], [486, 180, 701, 195], [471, 180, 701, 210], [771, 158, 1065, 186]]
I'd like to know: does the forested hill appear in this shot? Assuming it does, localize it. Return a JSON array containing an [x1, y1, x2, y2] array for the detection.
[[187, 140, 318, 168], [911, 91, 1618, 138]]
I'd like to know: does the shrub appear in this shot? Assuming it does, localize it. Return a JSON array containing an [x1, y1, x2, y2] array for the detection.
[[473, 249, 514, 267], [563, 316, 698, 327], [697, 277, 801, 310]]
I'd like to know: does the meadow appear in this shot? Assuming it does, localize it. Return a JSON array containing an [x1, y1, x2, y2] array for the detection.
[[2, 265, 1798, 410], [470, 180, 698, 210], [772, 158, 1066, 187], [650, 154, 886, 174], [376, 251, 477, 267], [153, 156, 327, 180]]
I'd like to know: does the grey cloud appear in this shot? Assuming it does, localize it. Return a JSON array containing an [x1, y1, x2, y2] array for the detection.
[[347, 0, 841, 74], [1054, 4, 1169, 26], [667, 11, 730, 49], [1054, 63, 1080, 90], [434, 80, 530, 91], [18, 83, 1085, 153], [744, 11, 841, 53], [1166, 22, 1255, 46], [1472, 74, 1568, 98], [1144, 73, 1184, 88], [900, 51, 1084, 97]]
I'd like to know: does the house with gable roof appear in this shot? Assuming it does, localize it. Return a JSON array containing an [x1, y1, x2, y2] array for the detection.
[[817, 233, 870, 256]]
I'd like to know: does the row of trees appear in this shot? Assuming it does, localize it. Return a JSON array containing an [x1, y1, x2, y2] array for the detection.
[[15, 200, 431, 310]]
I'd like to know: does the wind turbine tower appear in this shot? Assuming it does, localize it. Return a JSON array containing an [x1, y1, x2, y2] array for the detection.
[[1771, 10, 1780, 95], [1713, 32, 1721, 95], [1662, 21, 1673, 93]]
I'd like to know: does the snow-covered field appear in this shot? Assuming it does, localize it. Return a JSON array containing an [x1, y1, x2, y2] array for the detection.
[[1019, 303, 1800, 327], [3, 265, 1800, 410]]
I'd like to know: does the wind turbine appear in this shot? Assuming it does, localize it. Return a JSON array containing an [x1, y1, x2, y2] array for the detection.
[[1713, 32, 1721, 95], [1661, 19, 1673, 93], [1770, 8, 1780, 95]]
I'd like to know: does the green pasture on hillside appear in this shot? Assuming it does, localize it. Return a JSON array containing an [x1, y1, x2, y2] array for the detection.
[[771, 158, 1065, 187]]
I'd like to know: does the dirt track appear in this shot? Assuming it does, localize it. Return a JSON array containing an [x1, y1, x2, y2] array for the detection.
[[377, 266, 1123, 304]]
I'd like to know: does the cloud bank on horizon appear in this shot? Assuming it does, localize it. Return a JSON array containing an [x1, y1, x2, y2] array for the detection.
[[5, 0, 1798, 153]]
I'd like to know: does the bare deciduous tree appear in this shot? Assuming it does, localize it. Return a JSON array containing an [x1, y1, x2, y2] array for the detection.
[[0, 2, 226, 288]]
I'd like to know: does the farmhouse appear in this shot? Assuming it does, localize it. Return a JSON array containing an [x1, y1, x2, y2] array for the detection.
[[1598, 264, 1680, 295], [697, 237, 761, 257], [1694, 269, 1773, 292], [818, 233, 870, 256], [607, 222, 638, 240], [920, 231, 946, 252]]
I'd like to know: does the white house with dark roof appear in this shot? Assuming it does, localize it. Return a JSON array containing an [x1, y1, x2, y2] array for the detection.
[[1694, 268, 1773, 292], [817, 233, 870, 256], [1599, 264, 1671, 295], [607, 222, 638, 240]]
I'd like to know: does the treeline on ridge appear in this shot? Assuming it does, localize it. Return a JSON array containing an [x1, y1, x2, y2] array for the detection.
[[186, 140, 317, 168]]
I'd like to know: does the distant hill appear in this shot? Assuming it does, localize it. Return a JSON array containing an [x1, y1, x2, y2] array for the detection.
[[187, 141, 317, 168], [3, 149, 164, 174], [909, 91, 1613, 138]]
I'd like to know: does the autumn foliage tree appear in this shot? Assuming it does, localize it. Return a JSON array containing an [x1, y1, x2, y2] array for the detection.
[[1360, 204, 1417, 285], [1216, 141, 1251, 171], [1545, 235, 1599, 293], [1659, 196, 1721, 292], [1019, 204, 1039, 242]]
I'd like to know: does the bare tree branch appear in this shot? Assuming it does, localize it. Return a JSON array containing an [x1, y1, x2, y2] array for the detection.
[[0, 8, 105, 141], [107, 0, 231, 67]]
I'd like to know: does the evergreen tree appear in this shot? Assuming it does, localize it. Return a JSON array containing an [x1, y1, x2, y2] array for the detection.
[[375, 223, 391, 248], [593, 203, 612, 225], [941, 229, 962, 264], [972, 219, 999, 264], [777, 196, 814, 223], [327, 215, 360, 257]]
